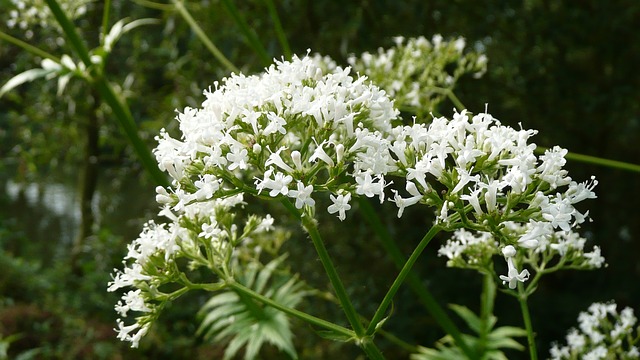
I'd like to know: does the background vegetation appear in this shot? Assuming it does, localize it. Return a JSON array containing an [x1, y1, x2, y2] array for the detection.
[[1, 0, 639, 358]]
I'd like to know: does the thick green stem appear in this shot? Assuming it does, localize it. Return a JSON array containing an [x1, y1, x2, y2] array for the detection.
[[366, 225, 441, 335], [360, 339, 385, 360], [358, 198, 477, 359], [173, 0, 240, 73], [227, 280, 355, 339], [280, 199, 387, 358], [93, 79, 170, 187], [517, 285, 538, 360], [300, 212, 366, 335]]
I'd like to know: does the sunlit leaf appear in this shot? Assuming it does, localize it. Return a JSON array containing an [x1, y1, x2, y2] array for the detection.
[[103, 18, 160, 53], [0, 68, 56, 98]]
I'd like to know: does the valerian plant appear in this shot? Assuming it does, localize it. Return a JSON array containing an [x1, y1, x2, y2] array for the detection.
[[3, 1, 634, 359], [107, 40, 602, 358]]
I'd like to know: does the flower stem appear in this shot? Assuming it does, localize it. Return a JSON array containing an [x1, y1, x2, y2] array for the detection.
[[536, 146, 640, 173], [220, 0, 271, 66], [517, 284, 538, 360], [366, 224, 441, 335], [227, 280, 355, 339], [300, 212, 366, 335], [280, 199, 387, 358], [0, 31, 60, 62], [172, 0, 240, 74], [263, 0, 291, 60], [358, 198, 477, 358], [44, 0, 170, 188]]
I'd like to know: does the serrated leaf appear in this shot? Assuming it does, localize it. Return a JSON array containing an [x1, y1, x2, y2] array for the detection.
[[0, 68, 56, 98], [198, 255, 304, 360]]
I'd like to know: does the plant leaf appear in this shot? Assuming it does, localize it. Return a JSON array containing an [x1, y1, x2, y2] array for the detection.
[[197, 255, 305, 359], [103, 18, 159, 52], [0, 68, 56, 98], [449, 304, 482, 334]]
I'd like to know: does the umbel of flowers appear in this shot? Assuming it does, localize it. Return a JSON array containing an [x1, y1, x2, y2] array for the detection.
[[108, 52, 600, 350]]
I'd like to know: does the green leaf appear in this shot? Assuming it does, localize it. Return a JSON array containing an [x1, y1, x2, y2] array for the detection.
[[197, 256, 305, 360], [449, 304, 482, 334], [103, 18, 159, 52], [0, 68, 56, 98], [315, 329, 354, 343]]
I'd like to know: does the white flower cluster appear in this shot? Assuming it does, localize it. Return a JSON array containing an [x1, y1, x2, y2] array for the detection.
[[347, 35, 487, 113], [550, 301, 640, 360], [154, 54, 399, 221], [107, 194, 276, 347], [6, 0, 90, 39], [154, 55, 598, 286], [438, 222, 605, 290], [112, 53, 601, 347]]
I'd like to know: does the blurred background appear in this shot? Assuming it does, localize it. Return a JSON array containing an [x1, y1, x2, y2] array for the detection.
[[1, 0, 639, 358]]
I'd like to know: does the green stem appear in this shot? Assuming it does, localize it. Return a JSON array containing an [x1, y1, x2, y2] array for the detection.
[[93, 79, 170, 187], [44, 0, 92, 65], [227, 280, 355, 339], [0, 30, 60, 62], [479, 271, 496, 356], [173, 0, 240, 73], [360, 339, 385, 360], [366, 225, 441, 335], [536, 146, 640, 173], [358, 198, 476, 359], [428, 86, 466, 111], [263, 0, 291, 60], [220, 0, 271, 66], [45, 0, 170, 187], [100, 0, 112, 45], [517, 285, 538, 360], [299, 211, 366, 336]]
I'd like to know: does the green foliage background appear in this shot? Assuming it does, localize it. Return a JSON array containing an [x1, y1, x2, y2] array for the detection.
[[0, 0, 639, 358]]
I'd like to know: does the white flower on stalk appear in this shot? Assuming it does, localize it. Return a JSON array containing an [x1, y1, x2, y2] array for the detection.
[[499, 245, 530, 289], [328, 192, 352, 221], [391, 181, 423, 218], [288, 181, 315, 209]]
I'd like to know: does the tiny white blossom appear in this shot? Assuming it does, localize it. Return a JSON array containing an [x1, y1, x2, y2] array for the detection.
[[288, 181, 315, 209], [328, 192, 352, 221]]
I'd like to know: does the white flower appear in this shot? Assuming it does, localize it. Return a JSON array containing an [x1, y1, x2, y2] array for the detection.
[[255, 168, 293, 197], [265, 146, 295, 173], [288, 181, 315, 209], [309, 140, 335, 167], [256, 214, 275, 233], [327, 192, 352, 221], [199, 220, 222, 239], [194, 174, 221, 200], [499, 246, 530, 289], [391, 181, 422, 218], [226, 146, 249, 171], [583, 246, 606, 268]]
